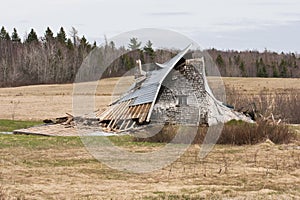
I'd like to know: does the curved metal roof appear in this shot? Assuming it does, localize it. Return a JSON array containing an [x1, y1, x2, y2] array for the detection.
[[115, 44, 192, 107]]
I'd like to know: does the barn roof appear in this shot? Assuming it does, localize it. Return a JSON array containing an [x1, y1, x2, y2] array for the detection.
[[112, 44, 192, 107]]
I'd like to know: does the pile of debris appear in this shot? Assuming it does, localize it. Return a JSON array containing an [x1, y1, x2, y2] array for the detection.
[[13, 114, 107, 136]]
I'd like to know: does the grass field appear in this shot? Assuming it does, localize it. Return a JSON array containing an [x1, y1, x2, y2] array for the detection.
[[0, 77, 299, 120], [0, 119, 42, 132], [0, 77, 299, 199], [0, 134, 299, 199]]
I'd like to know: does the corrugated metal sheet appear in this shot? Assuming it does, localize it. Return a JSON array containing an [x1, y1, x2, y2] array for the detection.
[[132, 85, 158, 105], [142, 66, 171, 86], [119, 83, 158, 103], [115, 44, 192, 106]]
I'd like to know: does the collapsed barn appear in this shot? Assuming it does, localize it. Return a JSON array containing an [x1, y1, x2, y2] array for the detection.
[[98, 45, 252, 132]]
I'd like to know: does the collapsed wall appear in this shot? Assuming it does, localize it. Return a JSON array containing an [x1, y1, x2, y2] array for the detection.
[[150, 58, 208, 125]]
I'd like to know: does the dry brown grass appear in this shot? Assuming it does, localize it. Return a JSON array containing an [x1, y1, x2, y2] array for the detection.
[[0, 135, 299, 199], [0, 77, 299, 121], [222, 77, 300, 95], [0, 186, 8, 200], [0, 77, 299, 199], [225, 81, 300, 124], [0, 77, 134, 120], [135, 120, 296, 145], [218, 120, 295, 145]]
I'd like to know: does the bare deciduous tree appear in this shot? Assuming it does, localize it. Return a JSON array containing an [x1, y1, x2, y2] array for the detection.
[[69, 27, 79, 46]]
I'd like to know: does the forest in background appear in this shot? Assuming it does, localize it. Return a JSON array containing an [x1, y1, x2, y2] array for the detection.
[[0, 26, 300, 87]]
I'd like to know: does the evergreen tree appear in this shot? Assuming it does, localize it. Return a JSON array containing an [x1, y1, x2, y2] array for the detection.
[[4, 33, 11, 40], [256, 58, 268, 77], [280, 66, 288, 77], [128, 37, 141, 50], [273, 67, 279, 77], [93, 41, 97, 49], [25, 28, 39, 43], [80, 35, 88, 46], [122, 54, 135, 70], [66, 38, 73, 50], [45, 27, 54, 41], [279, 59, 286, 67], [143, 40, 155, 60], [79, 35, 91, 51], [0, 26, 10, 40], [257, 68, 263, 77], [56, 27, 67, 44], [262, 65, 268, 77], [11, 28, 21, 42], [278, 59, 288, 77], [109, 41, 115, 50], [294, 61, 298, 68], [239, 61, 247, 77], [0, 26, 6, 39], [216, 54, 225, 67], [255, 59, 259, 76]]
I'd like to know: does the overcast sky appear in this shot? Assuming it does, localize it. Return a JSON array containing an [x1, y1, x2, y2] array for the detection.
[[1, 0, 300, 52]]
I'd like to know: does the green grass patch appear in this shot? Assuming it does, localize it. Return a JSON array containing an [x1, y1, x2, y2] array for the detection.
[[0, 134, 82, 149], [0, 134, 163, 150], [108, 135, 164, 147], [0, 119, 43, 132]]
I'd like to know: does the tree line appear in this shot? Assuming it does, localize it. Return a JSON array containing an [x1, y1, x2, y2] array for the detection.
[[0, 26, 95, 87], [0, 26, 299, 87], [208, 49, 300, 78], [0, 27, 169, 87]]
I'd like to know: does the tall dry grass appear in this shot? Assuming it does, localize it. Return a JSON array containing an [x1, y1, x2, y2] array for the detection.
[[134, 120, 296, 145], [216, 120, 294, 145], [226, 88, 300, 124], [0, 186, 7, 200]]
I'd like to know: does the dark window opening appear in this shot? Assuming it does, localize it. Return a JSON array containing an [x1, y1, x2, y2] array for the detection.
[[176, 95, 188, 106]]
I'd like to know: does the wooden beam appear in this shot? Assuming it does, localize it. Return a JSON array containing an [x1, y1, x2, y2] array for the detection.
[[139, 103, 151, 123], [110, 100, 131, 129], [107, 102, 127, 128], [119, 106, 135, 130], [137, 104, 147, 122], [130, 105, 139, 119], [99, 106, 114, 120], [134, 104, 145, 119]]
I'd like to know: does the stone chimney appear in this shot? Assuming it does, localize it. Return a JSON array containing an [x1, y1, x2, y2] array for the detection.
[[135, 59, 146, 78]]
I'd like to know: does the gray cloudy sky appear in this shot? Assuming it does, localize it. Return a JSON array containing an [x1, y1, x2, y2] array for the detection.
[[1, 0, 300, 52]]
